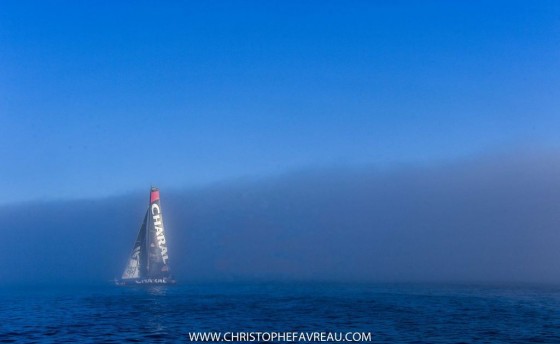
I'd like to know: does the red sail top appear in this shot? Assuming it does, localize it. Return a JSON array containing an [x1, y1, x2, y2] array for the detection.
[[150, 189, 160, 203]]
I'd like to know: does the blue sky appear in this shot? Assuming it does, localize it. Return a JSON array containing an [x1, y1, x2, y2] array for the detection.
[[1, 1, 559, 203]]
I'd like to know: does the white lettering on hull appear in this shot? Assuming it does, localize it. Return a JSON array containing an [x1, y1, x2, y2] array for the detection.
[[134, 278, 169, 284]]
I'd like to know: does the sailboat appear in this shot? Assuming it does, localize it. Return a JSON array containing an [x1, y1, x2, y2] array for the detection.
[[116, 186, 176, 285]]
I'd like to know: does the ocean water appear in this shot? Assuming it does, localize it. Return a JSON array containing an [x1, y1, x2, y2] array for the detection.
[[1, 282, 559, 343]]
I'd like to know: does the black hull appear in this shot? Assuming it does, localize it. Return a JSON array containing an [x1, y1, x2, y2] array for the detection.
[[115, 278, 176, 286]]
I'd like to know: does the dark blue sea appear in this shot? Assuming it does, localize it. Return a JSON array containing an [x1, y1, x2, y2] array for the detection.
[[1, 282, 559, 343]]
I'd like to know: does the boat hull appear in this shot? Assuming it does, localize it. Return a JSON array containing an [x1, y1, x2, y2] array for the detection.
[[115, 278, 176, 286]]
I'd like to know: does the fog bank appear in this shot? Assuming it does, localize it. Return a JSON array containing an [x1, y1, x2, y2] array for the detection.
[[3, 149, 560, 284]]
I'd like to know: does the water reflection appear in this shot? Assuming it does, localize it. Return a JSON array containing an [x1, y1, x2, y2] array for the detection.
[[146, 286, 168, 296]]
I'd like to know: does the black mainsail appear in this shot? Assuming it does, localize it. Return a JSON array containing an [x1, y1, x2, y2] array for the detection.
[[117, 187, 175, 285]]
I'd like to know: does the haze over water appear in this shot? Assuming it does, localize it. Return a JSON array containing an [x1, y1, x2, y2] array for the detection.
[[1, 150, 560, 285]]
